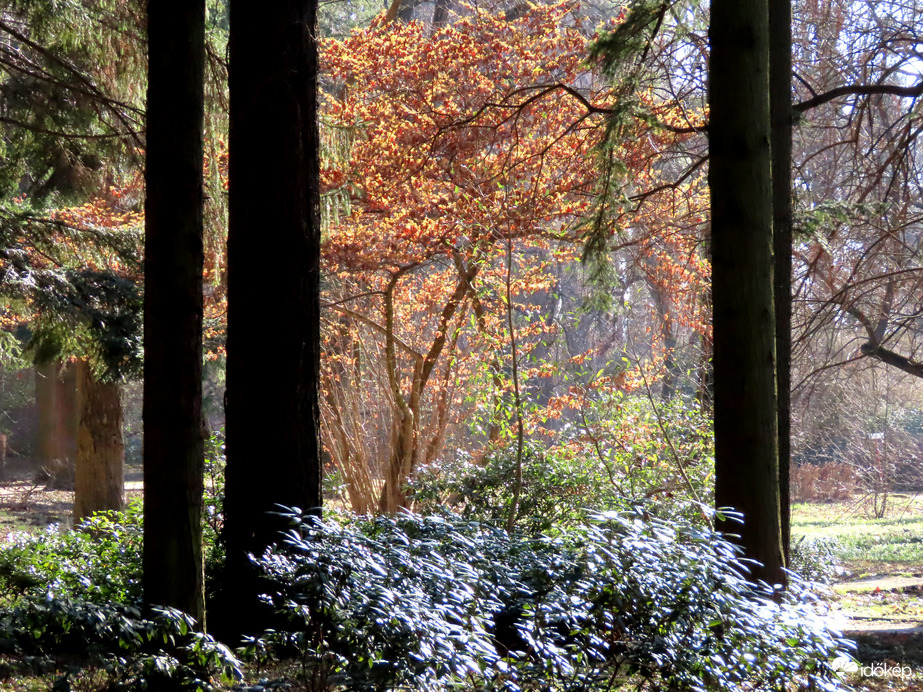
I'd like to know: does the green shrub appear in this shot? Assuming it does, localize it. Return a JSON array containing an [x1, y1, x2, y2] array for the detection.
[[0, 475, 240, 690], [255, 507, 851, 691], [412, 443, 621, 533], [0, 434, 227, 611], [414, 394, 714, 532], [790, 536, 844, 585], [0, 501, 143, 605], [549, 393, 714, 517], [0, 597, 241, 690], [203, 430, 227, 606]]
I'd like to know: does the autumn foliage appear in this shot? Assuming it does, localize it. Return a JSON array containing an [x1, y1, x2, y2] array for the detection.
[[318, 1, 707, 512], [2, 0, 711, 515]]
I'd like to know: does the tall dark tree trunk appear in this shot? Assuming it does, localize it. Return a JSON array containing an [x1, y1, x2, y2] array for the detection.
[[770, 0, 793, 573], [143, 0, 206, 624], [222, 0, 323, 639], [710, 0, 785, 585], [74, 359, 124, 526]]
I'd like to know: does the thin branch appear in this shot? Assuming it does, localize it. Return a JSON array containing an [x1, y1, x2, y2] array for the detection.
[[320, 290, 385, 308], [504, 237, 525, 534], [630, 154, 707, 205], [792, 71, 817, 97], [328, 304, 423, 361]]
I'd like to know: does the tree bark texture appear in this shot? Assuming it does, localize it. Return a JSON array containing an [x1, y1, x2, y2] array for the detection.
[[74, 359, 124, 526], [710, 0, 785, 585], [143, 0, 206, 624], [222, 0, 323, 638], [770, 0, 793, 573]]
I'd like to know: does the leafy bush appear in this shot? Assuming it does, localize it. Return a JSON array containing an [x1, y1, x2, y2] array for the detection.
[[790, 536, 845, 585], [554, 393, 715, 515], [0, 434, 228, 608], [412, 443, 620, 533], [0, 501, 143, 605], [255, 507, 852, 691], [203, 430, 227, 605], [0, 478, 240, 690], [0, 597, 241, 690], [414, 394, 714, 531]]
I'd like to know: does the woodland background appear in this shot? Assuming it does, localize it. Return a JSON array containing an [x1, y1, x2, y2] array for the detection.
[[0, 0, 918, 689]]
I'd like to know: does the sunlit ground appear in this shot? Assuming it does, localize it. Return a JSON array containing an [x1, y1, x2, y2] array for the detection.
[[794, 492, 923, 572]]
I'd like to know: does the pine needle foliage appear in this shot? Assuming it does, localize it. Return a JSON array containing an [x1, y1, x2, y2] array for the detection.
[[581, 1, 703, 294]]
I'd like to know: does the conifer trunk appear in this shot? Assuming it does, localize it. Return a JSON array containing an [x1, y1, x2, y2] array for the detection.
[[710, 0, 785, 585], [57, 360, 79, 463], [35, 360, 78, 485], [143, 0, 206, 624], [770, 0, 793, 572], [74, 359, 124, 525], [222, 0, 323, 639]]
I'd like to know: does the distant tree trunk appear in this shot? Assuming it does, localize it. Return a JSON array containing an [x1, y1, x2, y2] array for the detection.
[[710, 0, 785, 585], [431, 0, 451, 28], [57, 360, 79, 462], [35, 361, 59, 466], [696, 293, 713, 412], [74, 359, 124, 525], [142, 0, 206, 624], [384, 0, 417, 23], [397, 0, 415, 22], [222, 0, 323, 640], [770, 0, 793, 573], [35, 360, 78, 486], [650, 281, 679, 401]]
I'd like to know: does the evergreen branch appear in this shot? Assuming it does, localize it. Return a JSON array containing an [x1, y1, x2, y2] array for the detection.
[[0, 115, 139, 140], [0, 19, 144, 141]]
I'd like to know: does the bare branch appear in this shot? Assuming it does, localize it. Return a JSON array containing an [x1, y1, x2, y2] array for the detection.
[[795, 81, 923, 113], [860, 342, 923, 378]]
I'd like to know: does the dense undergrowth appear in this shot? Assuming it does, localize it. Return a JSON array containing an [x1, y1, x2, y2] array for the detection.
[[0, 432, 854, 691], [0, 511, 854, 690], [253, 509, 851, 692]]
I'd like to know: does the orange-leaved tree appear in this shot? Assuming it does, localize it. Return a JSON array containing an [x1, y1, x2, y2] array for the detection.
[[320, 1, 696, 512]]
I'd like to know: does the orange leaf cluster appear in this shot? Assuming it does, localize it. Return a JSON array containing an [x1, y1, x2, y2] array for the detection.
[[321, 1, 606, 273]]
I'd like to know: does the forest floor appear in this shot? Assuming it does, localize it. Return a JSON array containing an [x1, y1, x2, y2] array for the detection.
[[0, 454, 142, 532], [794, 493, 923, 690], [0, 473, 917, 689]]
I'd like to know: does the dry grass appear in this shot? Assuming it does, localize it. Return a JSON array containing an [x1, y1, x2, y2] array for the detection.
[[792, 461, 857, 502]]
